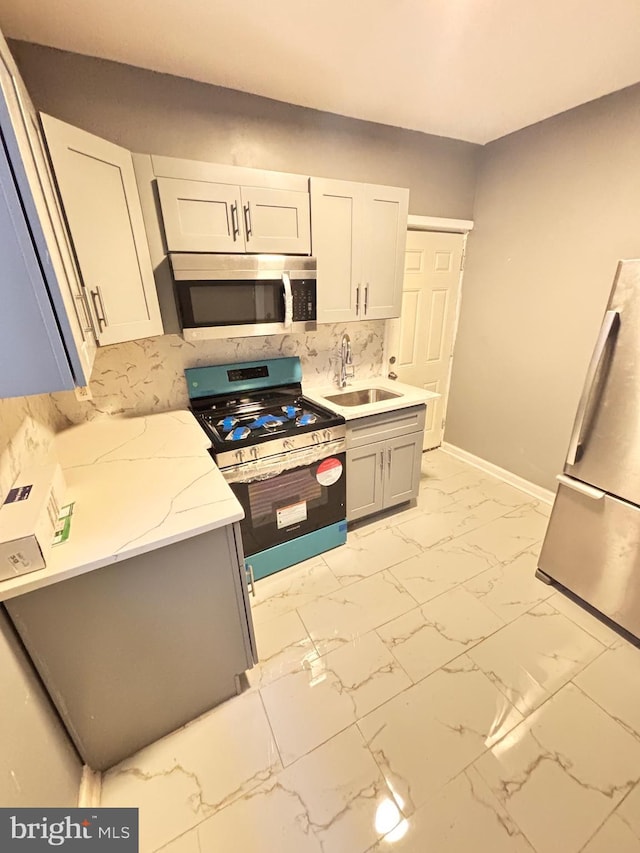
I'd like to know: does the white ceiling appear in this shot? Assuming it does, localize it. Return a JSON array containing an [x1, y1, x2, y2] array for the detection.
[[1, 0, 640, 144]]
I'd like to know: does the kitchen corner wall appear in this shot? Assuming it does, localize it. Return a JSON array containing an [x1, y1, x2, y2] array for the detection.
[[50, 322, 385, 423], [446, 82, 640, 490]]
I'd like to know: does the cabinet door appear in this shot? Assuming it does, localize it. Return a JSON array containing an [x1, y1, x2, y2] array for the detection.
[[0, 132, 75, 396], [361, 184, 409, 320], [310, 177, 363, 323], [346, 442, 384, 521], [240, 186, 310, 254], [41, 114, 163, 346], [383, 433, 423, 510], [0, 36, 96, 387], [157, 177, 243, 253]]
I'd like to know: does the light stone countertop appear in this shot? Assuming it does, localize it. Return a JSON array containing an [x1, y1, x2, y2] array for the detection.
[[0, 410, 242, 602], [303, 376, 439, 420]]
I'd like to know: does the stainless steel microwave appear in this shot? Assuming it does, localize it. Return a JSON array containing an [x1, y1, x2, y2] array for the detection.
[[170, 254, 317, 341]]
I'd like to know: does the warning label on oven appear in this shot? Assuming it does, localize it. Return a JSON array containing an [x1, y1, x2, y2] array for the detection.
[[277, 500, 308, 529], [316, 457, 343, 487]]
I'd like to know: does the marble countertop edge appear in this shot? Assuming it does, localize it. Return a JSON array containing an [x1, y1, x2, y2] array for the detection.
[[0, 410, 243, 602]]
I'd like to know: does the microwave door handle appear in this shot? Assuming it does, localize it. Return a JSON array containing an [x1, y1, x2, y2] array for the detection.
[[282, 272, 293, 329]]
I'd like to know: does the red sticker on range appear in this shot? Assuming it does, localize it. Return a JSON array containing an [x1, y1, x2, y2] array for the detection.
[[316, 457, 343, 486]]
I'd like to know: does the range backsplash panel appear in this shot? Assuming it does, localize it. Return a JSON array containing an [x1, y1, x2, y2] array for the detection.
[[51, 323, 386, 424]]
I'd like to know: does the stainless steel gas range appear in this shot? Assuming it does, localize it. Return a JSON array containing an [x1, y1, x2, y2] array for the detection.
[[187, 357, 347, 582]]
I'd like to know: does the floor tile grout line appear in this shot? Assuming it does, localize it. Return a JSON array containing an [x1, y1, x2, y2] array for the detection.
[[570, 678, 640, 745], [327, 519, 544, 601], [252, 552, 589, 698], [152, 824, 201, 853], [543, 595, 624, 648], [257, 688, 285, 772]]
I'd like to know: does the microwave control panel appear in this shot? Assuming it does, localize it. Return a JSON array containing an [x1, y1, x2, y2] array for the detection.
[[292, 280, 317, 321]]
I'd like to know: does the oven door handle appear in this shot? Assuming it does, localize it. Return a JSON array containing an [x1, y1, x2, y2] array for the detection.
[[282, 272, 293, 330]]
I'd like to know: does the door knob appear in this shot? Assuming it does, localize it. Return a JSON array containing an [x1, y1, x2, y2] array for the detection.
[[388, 372, 398, 380]]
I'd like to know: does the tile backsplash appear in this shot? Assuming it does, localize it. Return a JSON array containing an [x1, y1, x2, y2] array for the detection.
[[0, 394, 68, 502], [51, 323, 386, 424]]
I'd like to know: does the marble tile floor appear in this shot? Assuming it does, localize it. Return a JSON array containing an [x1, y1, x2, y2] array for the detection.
[[100, 449, 640, 853]]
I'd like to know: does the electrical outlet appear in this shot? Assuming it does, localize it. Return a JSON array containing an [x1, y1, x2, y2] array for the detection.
[[74, 385, 93, 402]]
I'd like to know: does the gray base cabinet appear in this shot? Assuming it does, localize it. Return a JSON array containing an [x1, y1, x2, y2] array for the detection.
[[6, 523, 256, 772], [346, 406, 426, 522]]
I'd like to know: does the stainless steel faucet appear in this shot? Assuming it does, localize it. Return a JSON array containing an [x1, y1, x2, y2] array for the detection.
[[338, 333, 354, 388]]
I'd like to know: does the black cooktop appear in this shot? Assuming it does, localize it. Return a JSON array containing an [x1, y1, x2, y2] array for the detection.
[[191, 389, 342, 454]]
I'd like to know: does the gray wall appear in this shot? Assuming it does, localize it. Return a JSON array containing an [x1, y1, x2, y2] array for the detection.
[[0, 608, 81, 806], [10, 41, 479, 219], [446, 83, 640, 490]]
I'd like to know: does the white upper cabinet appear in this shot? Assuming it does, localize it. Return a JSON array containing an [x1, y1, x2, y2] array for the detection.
[[157, 178, 241, 253], [0, 33, 97, 395], [364, 185, 410, 320], [311, 178, 409, 323], [156, 175, 311, 255], [309, 180, 361, 323], [239, 186, 310, 254], [41, 114, 163, 346]]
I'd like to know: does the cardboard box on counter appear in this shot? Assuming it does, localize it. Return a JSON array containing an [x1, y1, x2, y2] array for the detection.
[[0, 463, 66, 581]]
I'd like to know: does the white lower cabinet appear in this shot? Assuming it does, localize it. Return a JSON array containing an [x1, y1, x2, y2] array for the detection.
[[346, 406, 425, 522]]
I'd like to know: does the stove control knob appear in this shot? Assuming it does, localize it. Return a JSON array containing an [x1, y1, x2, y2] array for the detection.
[[283, 439, 294, 450], [235, 449, 245, 463], [312, 433, 320, 445], [250, 447, 259, 460], [323, 429, 331, 442]]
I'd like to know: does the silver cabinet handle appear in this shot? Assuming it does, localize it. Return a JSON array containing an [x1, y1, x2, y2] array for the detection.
[[364, 284, 369, 315], [230, 202, 240, 240], [388, 372, 398, 380], [566, 309, 619, 465], [246, 563, 255, 597], [75, 293, 94, 335], [355, 285, 360, 316], [90, 286, 108, 333], [379, 450, 384, 472], [387, 447, 392, 468], [556, 474, 605, 500], [243, 203, 252, 239]]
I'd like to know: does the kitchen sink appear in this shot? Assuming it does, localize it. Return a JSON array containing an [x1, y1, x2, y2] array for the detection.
[[324, 387, 402, 406]]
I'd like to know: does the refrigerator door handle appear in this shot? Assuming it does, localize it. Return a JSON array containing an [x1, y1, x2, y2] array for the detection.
[[566, 309, 619, 465], [556, 474, 605, 500]]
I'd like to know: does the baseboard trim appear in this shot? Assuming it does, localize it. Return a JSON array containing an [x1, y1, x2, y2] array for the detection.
[[77, 765, 102, 807], [440, 442, 555, 505]]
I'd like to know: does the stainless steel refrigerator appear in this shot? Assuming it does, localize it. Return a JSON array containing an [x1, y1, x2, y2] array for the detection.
[[537, 259, 640, 639]]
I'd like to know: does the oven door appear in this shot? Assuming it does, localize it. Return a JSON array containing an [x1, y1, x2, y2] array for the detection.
[[226, 447, 346, 558]]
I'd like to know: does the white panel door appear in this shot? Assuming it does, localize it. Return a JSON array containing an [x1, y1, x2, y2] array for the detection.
[[310, 177, 362, 323], [157, 177, 243, 253], [362, 185, 409, 320], [240, 186, 310, 254], [386, 230, 465, 450], [42, 114, 163, 346]]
